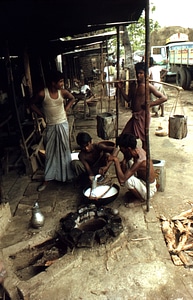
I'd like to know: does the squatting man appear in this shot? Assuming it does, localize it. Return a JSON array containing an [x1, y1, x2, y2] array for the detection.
[[108, 133, 157, 203]]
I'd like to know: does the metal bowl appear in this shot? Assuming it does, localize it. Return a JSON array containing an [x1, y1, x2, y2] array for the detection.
[[83, 183, 120, 206]]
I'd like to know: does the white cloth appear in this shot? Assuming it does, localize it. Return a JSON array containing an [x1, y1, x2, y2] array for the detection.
[[125, 175, 157, 200], [43, 88, 74, 182], [43, 88, 67, 125], [149, 65, 163, 88], [81, 84, 90, 94], [104, 66, 115, 97]]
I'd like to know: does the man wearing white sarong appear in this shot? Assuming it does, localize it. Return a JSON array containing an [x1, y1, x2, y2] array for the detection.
[[31, 70, 75, 191]]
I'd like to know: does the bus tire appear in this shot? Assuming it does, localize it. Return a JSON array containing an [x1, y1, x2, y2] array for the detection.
[[176, 67, 187, 89]]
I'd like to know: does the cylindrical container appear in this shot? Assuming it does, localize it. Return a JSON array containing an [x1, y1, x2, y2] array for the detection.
[[169, 115, 187, 139], [87, 100, 98, 117], [31, 202, 45, 228], [96, 112, 116, 140], [153, 159, 166, 192]]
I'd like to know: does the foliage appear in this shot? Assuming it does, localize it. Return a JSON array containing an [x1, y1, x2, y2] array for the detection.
[[104, 8, 160, 59], [127, 7, 160, 53]]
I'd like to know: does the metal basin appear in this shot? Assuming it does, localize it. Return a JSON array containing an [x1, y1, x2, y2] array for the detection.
[[83, 183, 120, 206]]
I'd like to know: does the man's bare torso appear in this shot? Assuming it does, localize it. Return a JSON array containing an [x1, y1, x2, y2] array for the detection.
[[131, 147, 156, 183], [79, 144, 102, 165], [132, 83, 146, 112]]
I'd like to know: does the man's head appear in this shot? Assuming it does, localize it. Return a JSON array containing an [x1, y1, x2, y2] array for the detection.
[[135, 62, 145, 82], [116, 133, 137, 149], [47, 70, 64, 88], [149, 57, 154, 67], [76, 132, 92, 151]]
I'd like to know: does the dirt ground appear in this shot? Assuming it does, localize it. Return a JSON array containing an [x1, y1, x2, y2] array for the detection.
[[1, 81, 193, 299], [148, 82, 193, 218]]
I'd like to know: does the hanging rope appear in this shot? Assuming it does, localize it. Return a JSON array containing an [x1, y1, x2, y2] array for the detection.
[[168, 89, 187, 139], [170, 89, 185, 117]]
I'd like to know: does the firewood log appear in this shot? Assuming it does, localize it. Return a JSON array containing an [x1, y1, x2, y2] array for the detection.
[[173, 207, 193, 219], [185, 250, 193, 256], [171, 254, 184, 266], [182, 242, 193, 251], [174, 220, 188, 234], [173, 232, 189, 254], [178, 251, 193, 268], [160, 219, 176, 253]]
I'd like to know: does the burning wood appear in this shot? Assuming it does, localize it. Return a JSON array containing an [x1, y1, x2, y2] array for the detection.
[[160, 207, 193, 268]]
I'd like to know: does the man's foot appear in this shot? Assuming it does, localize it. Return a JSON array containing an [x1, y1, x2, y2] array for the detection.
[[160, 113, 164, 117], [37, 182, 47, 192]]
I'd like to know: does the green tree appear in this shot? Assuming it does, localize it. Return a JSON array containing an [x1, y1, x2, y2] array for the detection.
[[127, 8, 160, 53]]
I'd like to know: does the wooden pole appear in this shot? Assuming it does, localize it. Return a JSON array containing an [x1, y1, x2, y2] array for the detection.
[[101, 78, 136, 84], [100, 42, 104, 113], [115, 25, 120, 137], [23, 48, 33, 98], [145, 0, 150, 212], [150, 80, 183, 91], [5, 41, 31, 173]]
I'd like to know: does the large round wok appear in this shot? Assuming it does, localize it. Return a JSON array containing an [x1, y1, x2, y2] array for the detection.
[[83, 183, 120, 206]]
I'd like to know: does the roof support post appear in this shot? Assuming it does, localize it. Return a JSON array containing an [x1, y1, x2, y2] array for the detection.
[[144, 0, 151, 212], [115, 26, 120, 138]]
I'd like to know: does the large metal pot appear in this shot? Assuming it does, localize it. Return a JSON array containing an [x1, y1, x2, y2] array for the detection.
[[83, 183, 120, 206]]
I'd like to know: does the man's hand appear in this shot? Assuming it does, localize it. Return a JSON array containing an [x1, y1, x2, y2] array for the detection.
[[107, 155, 118, 162], [89, 175, 95, 182], [99, 166, 108, 175], [118, 81, 124, 89]]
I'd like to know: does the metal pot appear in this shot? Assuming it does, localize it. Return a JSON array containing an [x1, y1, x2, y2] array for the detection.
[[83, 183, 120, 206]]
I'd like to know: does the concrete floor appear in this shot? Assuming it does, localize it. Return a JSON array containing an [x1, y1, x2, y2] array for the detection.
[[1, 90, 193, 299]]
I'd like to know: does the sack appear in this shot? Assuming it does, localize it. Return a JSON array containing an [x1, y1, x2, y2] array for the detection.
[[168, 114, 187, 139]]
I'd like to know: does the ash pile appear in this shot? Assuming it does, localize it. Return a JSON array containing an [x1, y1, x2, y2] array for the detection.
[[57, 204, 124, 249], [160, 206, 193, 268]]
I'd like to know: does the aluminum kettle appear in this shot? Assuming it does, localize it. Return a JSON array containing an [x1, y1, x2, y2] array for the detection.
[[31, 202, 45, 228]]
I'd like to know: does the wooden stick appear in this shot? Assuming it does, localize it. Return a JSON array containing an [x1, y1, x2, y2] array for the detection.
[[89, 184, 113, 201], [149, 80, 183, 91], [177, 251, 192, 268], [99, 79, 183, 91], [101, 79, 136, 85], [130, 236, 152, 241], [160, 219, 176, 253], [173, 232, 189, 254], [183, 242, 193, 251]]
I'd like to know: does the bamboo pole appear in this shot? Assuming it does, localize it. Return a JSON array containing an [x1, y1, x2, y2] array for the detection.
[[150, 80, 183, 91], [100, 42, 104, 113], [145, 0, 150, 212], [100, 79, 183, 92], [115, 25, 120, 137], [100, 79, 136, 85]]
